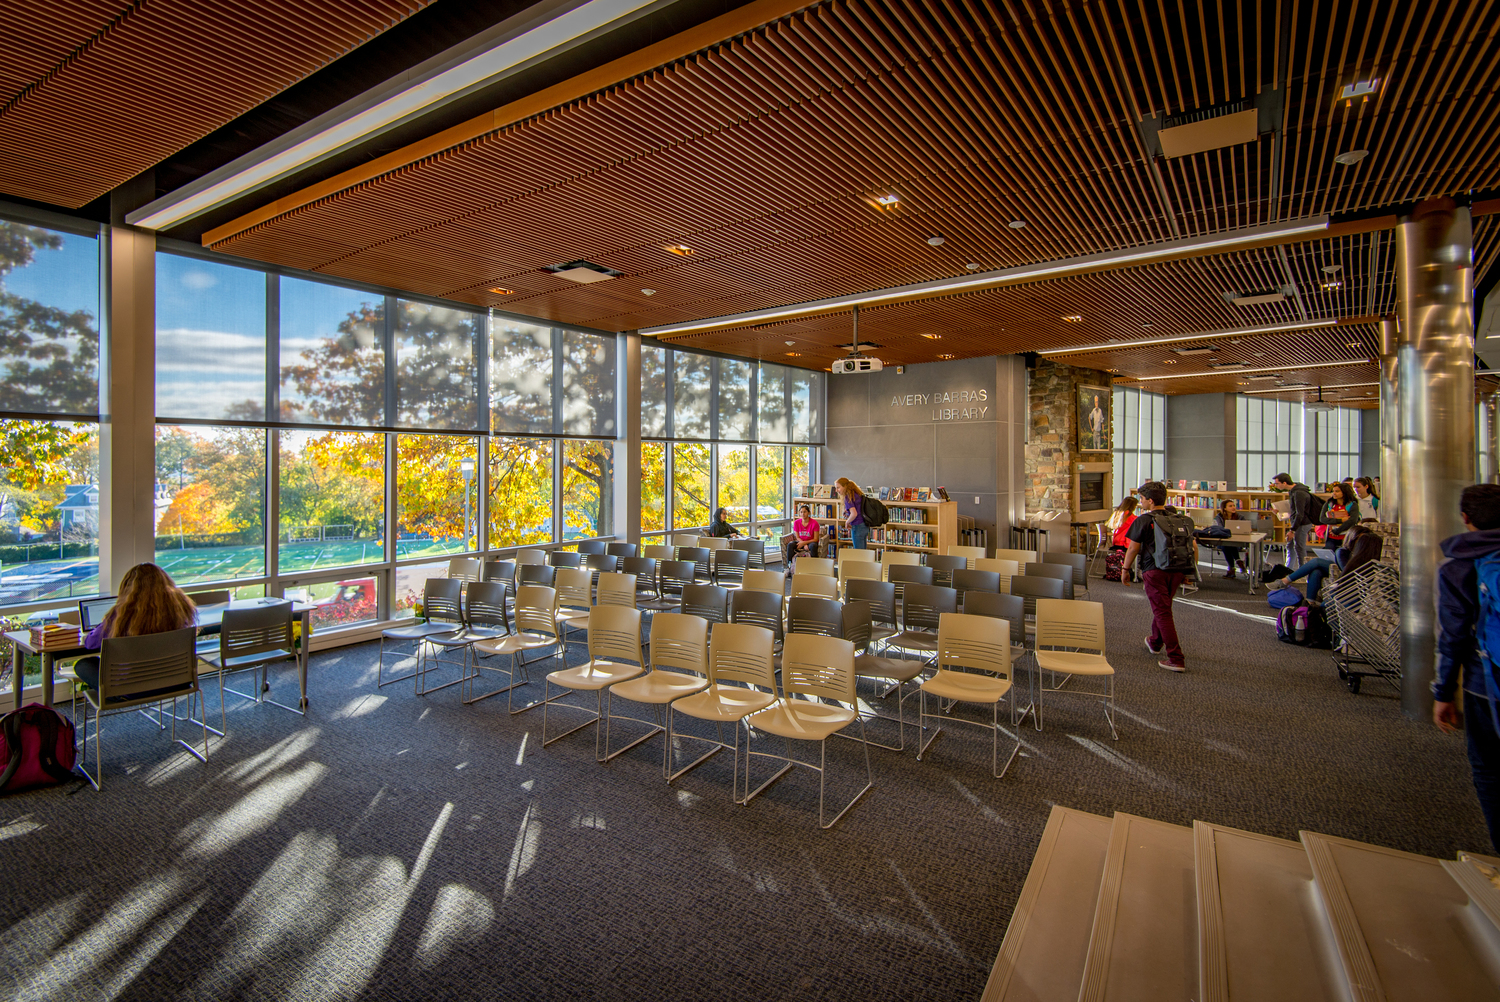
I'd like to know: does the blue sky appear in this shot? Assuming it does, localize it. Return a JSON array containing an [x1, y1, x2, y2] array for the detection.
[[5, 227, 99, 317]]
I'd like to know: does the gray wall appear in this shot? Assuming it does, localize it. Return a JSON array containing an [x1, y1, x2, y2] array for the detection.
[[820, 356, 1027, 544], [1166, 392, 1237, 485], [1361, 407, 1380, 478]]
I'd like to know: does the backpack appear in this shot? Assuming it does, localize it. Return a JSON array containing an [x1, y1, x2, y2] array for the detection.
[[860, 496, 889, 527], [1149, 510, 1197, 573], [1275, 604, 1332, 648], [1104, 547, 1126, 582], [1472, 553, 1500, 730], [0, 704, 78, 794], [1267, 586, 1305, 609]]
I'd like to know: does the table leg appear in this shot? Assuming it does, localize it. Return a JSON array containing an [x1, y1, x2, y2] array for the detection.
[[42, 653, 54, 708], [11, 640, 21, 713], [299, 609, 312, 710]]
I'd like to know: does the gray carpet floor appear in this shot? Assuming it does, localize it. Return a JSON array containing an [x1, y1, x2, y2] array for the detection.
[[0, 575, 1488, 1002]]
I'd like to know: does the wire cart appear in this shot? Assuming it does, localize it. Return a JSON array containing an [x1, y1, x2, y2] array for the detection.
[[1323, 561, 1401, 694]]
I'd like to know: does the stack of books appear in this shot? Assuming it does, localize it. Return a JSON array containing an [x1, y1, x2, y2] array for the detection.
[[875, 486, 951, 502], [30, 623, 82, 651]]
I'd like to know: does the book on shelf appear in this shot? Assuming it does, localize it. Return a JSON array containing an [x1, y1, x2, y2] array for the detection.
[[916, 487, 930, 501], [936, 486, 950, 501]]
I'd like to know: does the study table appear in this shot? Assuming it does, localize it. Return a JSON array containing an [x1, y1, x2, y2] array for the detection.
[[6, 597, 315, 713]]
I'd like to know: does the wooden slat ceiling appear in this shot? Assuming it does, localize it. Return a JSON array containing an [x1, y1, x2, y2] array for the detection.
[[0, 0, 435, 209], [202, 0, 1500, 387]]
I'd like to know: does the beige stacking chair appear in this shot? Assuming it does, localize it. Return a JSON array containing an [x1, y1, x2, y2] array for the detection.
[[879, 550, 920, 580], [994, 548, 1038, 565], [742, 633, 872, 829], [542, 605, 645, 756], [916, 613, 1021, 778], [948, 544, 987, 568], [789, 573, 838, 601], [553, 567, 594, 646], [514, 548, 547, 566], [837, 559, 882, 598], [838, 548, 877, 564], [793, 556, 834, 578], [1034, 599, 1116, 739], [602, 613, 709, 769], [698, 536, 729, 551], [667, 623, 778, 797], [671, 533, 700, 547], [469, 585, 562, 711], [741, 569, 785, 595], [644, 544, 676, 563], [447, 556, 482, 583], [976, 558, 1020, 593]]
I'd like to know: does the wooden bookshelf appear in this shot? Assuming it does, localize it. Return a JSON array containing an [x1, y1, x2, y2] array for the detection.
[[1166, 488, 1333, 544], [792, 496, 959, 556]]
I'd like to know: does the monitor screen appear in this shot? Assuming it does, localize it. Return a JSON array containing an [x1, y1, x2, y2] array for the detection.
[[78, 597, 118, 631], [1078, 471, 1105, 510]]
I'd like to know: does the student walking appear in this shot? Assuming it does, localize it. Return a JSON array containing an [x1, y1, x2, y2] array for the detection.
[[1122, 481, 1197, 672], [1272, 473, 1318, 568], [1435, 484, 1500, 851]]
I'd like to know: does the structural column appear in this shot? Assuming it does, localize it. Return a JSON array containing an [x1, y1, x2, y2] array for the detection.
[[1378, 316, 1399, 519], [1396, 198, 1474, 721], [98, 225, 158, 591], [1479, 390, 1498, 485], [616, 332, 642, 545]]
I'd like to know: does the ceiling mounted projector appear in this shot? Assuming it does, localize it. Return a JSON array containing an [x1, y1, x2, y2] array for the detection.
[[833, 357, 883, 374]]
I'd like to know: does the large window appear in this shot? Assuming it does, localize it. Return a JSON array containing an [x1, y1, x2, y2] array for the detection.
[[562, 440, 614, 539], [717, 445, 750, 522], [0, 421, 101, 604], [1112, 387, 1166, 490], [1237, 396, 1304, 489], [0, 220, 100, 416], [156, 255, 266, 421], [672, 442, 711, 529], [673, 352, 713, 439], [154, 425, 266, 585], [396, 434, 479, 557], [1313, 407, 1361, 485], [490, 320, 553, 434], [756, 446, 786, 522], [279, 278, 385, 426], [277, 430, 385, 572], [489, 438, 552, 548], [641, 442, 666, 532], [395, 301, 481, 431]]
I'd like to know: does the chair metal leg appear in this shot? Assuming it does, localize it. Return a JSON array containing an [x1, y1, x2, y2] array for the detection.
[[820, 718, 874, 829], [664, 711, 724, 783], [377, 636, 420, 687], [541, 683, 602, 747], [599, 692, 667, 764]]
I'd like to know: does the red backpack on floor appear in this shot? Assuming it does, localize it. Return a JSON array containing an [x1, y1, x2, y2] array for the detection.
[[0, 704, 78, 793]]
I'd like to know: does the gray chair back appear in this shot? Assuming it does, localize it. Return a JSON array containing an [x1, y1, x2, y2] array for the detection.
[[841, 600, 873, 653], [926, 554, 966, 587], [464, 581, 509, 629], [1024, 561, 1075, 601], [900, 584, 956, 633], [681, 584, 729, 623], [219, 601, 297, 662], [787, 596, 843, 638], [730, 537, 767, 568], [963, 591, 1026, 647], [483, 560, 516, 586], [548, 550, 583, 568], [423, 579, 465, 625], [100, 627, 199, 704], [621, 556, 656, 579], [585, 553, 618, 574], [607, 542, 639, 558], [1042, 551, 1087, 583], [713, 548, 749, 585], [845, 579, 897, 634], [658, 560, 696, 598], [887, 563, 934, 604], [953, 569, 1001, 609], [577, 540, 608, 555], [677, 546, 712, 582], [1010, 574, 1065, 619], [729, 588, 783, 644], [517, 564, 556, 588]]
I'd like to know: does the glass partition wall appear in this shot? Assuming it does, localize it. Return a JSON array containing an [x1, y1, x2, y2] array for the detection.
[[640, 344, 819, 546], [0, 217, 824, 630]]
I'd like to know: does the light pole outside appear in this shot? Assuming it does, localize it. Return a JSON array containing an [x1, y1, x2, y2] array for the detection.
[[460, 458, 476, 550]]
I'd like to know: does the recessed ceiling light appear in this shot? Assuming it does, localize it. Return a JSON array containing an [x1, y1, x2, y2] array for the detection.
[[1334, 149, 1369, 166], [641, 288, 657, 296], [1322, 280, 1343, 290], [785, 340, 796, 346], [1062, 315, 1083, 323], [1008, 219, 1027, 229], [1141, 322, 1154, 328], [488, 287, 514, 295], [666, 244, 695, 256], [1161, 358, 1177, 364], [873, 192, 900, 206], [1322, 263, 1343, 274], [921, 333, 941, 339], [937, 353, 955, 359], [1345, 341, 1361, 348], [785, 352, 801, 357], [1252, 351, 1265, 357], [926, 235, 945, 246], [1339, 79, 1380, 100], [1238, 381, 1251, 385]]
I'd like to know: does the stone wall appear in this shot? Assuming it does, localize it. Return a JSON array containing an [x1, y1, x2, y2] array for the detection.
[[1024, 358, 1113, 513]]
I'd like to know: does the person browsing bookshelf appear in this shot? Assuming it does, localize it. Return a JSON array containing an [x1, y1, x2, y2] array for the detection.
[[835, 478, 868, 549]]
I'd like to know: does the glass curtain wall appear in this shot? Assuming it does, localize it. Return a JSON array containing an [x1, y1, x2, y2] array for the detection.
[[1313, 407, 1362, 486], [1236, 396, 1305, 489], [641, 348, 822, 543], [1111, 387, 1166, 491]]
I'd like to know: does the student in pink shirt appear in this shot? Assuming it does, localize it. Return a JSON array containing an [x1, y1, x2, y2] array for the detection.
[[786, 503, 822, 569]]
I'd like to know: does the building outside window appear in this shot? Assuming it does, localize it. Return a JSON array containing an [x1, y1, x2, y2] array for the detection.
[[1313, 407, 1362, 486]]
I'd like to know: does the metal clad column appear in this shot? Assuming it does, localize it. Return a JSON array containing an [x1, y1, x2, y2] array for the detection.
[[1479, 391, 1497, 484], [1379, 316, 1399, 519], [1395, 198, 1474, 721]]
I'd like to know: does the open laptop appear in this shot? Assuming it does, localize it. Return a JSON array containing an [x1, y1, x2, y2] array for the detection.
[[1228, 520, 1255, 535], [78, 596, 118, 631]]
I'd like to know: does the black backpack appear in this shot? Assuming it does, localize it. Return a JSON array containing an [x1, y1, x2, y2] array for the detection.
[[861, 496, 889, 527], [1149, 510, 1198, 573]]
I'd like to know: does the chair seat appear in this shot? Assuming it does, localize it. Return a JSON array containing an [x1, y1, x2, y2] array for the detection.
[[547, 660, 645, 691], [889, 631, 938, 652], [748, 699, 857, 741], [1034, 650, 1114, 676], [202, 647, 296, 670], [382, 622, 462, 641], [854, 653, 926, 682], [474, 632, 556, 656], [558, 608, 592, 626], [920, 669, 1012, 704], [674, 684, 778, 722], [428, 626, 509, 648], [869, 625, 899, 643], [611, 670, 708, 704]]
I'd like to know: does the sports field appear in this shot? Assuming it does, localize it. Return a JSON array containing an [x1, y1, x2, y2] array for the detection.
[[0, 537, 472, 605]]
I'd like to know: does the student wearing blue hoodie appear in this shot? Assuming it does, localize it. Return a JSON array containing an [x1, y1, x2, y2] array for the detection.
[[1434, 483, 1500, 851]]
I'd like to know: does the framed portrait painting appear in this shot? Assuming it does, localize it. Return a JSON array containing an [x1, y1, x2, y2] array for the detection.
[[1077, 384, 1111, 452]]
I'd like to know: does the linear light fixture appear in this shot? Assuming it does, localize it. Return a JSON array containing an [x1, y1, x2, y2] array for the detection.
[[1241, 381, 1379, 394], [641, 217, 1332, 337], [127, 0, 663, 231], [1039, 319, 1338, 355], [1124, 359, 1373, 381]]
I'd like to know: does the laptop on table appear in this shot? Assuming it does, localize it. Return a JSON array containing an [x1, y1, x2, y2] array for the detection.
[[78, 596, 118, 631]]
